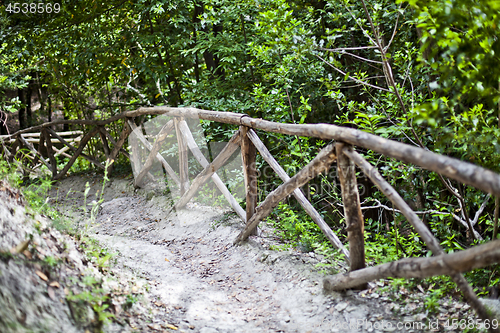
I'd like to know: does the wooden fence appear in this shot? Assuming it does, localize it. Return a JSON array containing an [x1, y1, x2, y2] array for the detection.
[[2, 106, 500, 331]]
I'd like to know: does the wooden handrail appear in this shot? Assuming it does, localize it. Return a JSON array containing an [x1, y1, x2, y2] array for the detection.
[[6, 106, 499, 196]]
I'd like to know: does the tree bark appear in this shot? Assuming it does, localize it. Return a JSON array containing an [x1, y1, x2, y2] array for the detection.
[[26, 80, 33, 127], [18, 88, 25, 129]]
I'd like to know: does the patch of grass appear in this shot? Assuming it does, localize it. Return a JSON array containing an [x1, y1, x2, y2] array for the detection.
[[43, 255, 59, 268], [124, 294, 138, 311], [66, 275, 115, 330], [79, 236, 116, 273]]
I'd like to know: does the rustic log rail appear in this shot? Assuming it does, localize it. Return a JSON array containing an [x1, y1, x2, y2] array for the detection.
[[1, 106, 500, 330]]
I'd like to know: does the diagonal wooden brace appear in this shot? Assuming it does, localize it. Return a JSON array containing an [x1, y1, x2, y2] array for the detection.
[[234, 142, 337, 244], [54, 127, 100, 180], [177, 119, 246, 222], [175, 129, 241, 209], [127, 120, 181, 187], [246, 129, 349, 259], [340, 146, 497, 329], [133, 119, 175, 188], [47, 128, 103, 170], [18, 133, 51, 170]]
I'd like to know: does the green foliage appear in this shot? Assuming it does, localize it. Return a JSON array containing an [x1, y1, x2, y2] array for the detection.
[[1, 0, 499, 306], [43, 255, 59, 268], [79, 237, 115, 272], [66, 275, 115, 327], [424, 289, 445, 313], [411, 0, 500, 109], [268, 202, 326, 252]]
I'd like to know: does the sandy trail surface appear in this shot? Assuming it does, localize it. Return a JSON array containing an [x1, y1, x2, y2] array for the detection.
[[49, 174, 423, 333]]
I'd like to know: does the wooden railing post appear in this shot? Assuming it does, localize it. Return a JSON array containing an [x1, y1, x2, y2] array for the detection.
[[175, 117, 190, 195], [336, 142, 366, 288], [7, 136, 20, 163], [42, 128, 57, 177], [240, 126, 258, 235]]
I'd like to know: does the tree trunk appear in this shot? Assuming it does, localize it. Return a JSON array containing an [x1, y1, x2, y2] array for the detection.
[[47, 96, 52, 123], [0, 111, 7, 135], [18, 88, 25, 129], [26, 80, 33, 127]]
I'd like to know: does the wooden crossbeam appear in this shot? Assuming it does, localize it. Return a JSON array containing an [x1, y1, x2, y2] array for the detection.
[[177, 119, 246, 222], [134, 119, 175, 188], [175, 129, 241, 210], [18, 134, 51, 170], [246, 129, 349, 258], [0, 137, 81, 144], [234, 142, 337, 244], [47, 128, 103, 170], [53, 145, 71, 158], [340, 147, 494, 324], [0, 130, 83, 139], [127, 120, 181, 187], [324, 239, 500, 291], [42, 129, 58, 177], [54, 127, 100, 180]]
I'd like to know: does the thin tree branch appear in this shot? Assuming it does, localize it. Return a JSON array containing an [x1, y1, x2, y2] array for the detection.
[[315, 54, 391, 92], [317, 47, 384, 64]]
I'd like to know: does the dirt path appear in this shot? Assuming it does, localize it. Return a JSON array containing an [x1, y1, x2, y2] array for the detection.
[[49, 174, 443, 333]]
